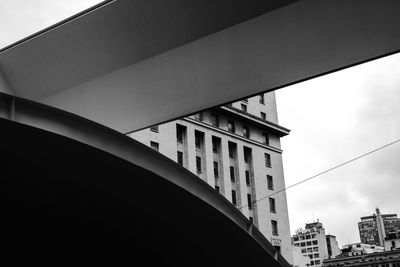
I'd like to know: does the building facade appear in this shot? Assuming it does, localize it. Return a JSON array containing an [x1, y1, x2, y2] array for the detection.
[[323, 249, 400, 267], [359, 209, 400, 247], [128, 92, 293, 262], [292, 221, 340, 267]]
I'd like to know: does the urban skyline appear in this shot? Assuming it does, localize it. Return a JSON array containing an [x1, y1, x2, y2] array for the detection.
[[2, 0, 400, 258]]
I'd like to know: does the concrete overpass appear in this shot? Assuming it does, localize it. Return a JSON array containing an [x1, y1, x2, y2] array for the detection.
[[1, 0, 400, 265]]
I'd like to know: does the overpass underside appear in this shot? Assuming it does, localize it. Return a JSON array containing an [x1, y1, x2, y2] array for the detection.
[[1, 0, 400, 265]]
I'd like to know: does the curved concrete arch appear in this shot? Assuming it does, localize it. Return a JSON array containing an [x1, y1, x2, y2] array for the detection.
[[0, 93, 289, 266]]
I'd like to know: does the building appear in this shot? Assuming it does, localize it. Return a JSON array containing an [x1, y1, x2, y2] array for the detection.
[[340, 243, 384, 255], [292, 221, 340, 267], [327, 235, 341, 259], [359, 208, 400, 247], [323, 249, 400, 267], [129, 92, 293, 262], [293, 245, 312, 267], [384, 231, 400, 251]]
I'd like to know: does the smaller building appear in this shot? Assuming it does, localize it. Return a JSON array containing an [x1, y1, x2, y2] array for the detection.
[[323, 249, 400, 267], [293, 246, 311, 267], [292, 221, 340, 267], [384, 231, 400, 252], [340, 243, 384, 256]]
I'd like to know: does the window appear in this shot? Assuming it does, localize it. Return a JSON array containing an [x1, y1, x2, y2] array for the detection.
[[228, 142, 236, 159], [269, 197, 276, 213], [301, 242, 306, 247], [309, 254, 313, 259], [245, 170, 250, 186], [311, 234, 316, 239], [249, 217, 253, 224], [231, 190, 237, 205], [150, 125, 158, 132], [176, 124, 186, 143], [150, 141, 159, 151], [301, 249, 307, 253], [312, 240, 318, 245], [262, 133, 269, 145], [212, 137, 220, 154], [313, 247, 319, 252], [294, 236, 299, 242], [247, 194, 252, 210], [259, 94, 265, 104], [271, 220, 278, 236], [306, 235, 311, 240], [274, 246, 281, 254], [213, 161, 219, 177], [196, 156, 202, 173], [230, 166, 235, 182], [300, 236, 305, 240], [194, 113, 202, 121], [265, 153, 271, 167], [260, 112, 266, 120], [307, 241, 312, 246], [314, 253, 319, 258], [177, 151, 183, 166], [195, 130, 203, 149], [314, 260, 320, 265], [244, 147, 251, 163], [241, 104, 247, 112], [267, 175, 274, 190], [215, 185, 220, 192], [310, 261, 314, 266], [243, 125, 249, 138], [228, 120, 235, 133], [211, 113, 219, 127]]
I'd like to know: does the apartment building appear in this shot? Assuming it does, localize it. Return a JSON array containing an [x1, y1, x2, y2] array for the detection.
[[292, 221, 340, 267], [128, 92, 293, 262]]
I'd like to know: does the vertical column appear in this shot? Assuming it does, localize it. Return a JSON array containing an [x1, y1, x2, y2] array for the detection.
[[204, 132, 214, 187], [186, 125, 197, 175], [220, 139, 231, 198], [236, 145, 247, 217]]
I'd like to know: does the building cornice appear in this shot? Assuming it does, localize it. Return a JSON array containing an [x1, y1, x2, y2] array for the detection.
[[218, 106, 290, 137], [183, 117, 283, 154]]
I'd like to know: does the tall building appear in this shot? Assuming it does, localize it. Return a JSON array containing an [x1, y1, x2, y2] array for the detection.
[[292, 221, 340, 267], [129, 92, 293, 262], [358, 208, 400, 247]]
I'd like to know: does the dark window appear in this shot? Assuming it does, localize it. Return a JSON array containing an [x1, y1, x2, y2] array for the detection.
[[231, 190, 237, 205], [244, 147, 251, 163], [249, 217, 253, 224], [262, 133, 270, 146], [150, 141, 159, 151], [230, 166, 235, 182], [269, 197, 276, 213], [196, 156, 202, 173], [243, 125, 249, 138], [271, 220, 278, 236], [177, 151, 183, 166], [150, 125, 158, 132], [259, 94, 265, 104], [211, 113, 219, 127], [241, 104, 247, 112], [245, 170, 250, 186], [194, 113, 202, 121], [267, 175, 274, 190], [212, 137, 219, 154], [294, 236, 299, 242], [247, 194, 252, 210], [265, 153, 271, 167], [215, 185, 220, 192], [228, 142, 236, 159], [213, 161, 219, 177], [176, 124, 186, 143], [312, 240, 318, 245], [274, 246, 281, 254], [228, 120, 235, 133], [195, 131, 203, 149], [260, 112, 266, 120]]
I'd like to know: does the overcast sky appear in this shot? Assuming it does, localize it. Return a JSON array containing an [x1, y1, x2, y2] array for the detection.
[[1, 0, 399, 248]]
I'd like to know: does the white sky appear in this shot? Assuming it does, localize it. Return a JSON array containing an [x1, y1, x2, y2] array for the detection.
[[1, 0, 399, 248]]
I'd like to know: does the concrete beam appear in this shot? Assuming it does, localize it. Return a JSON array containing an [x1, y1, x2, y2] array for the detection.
[[2, 0, 400, 133]]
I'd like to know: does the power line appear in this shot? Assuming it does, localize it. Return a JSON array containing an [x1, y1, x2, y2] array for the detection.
[[238, 137, 400, 210]]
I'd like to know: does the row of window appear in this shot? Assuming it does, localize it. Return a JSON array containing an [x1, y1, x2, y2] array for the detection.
[[309, 260, 321, 266], [295, 240, 319, 247], [194, 112, 270, 146], [293, 234, 317, 241], [300, 247, 319, 253]]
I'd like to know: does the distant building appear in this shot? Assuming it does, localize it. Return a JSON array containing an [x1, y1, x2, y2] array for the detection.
[[323, 249, 400, 267], [327, 235, 341, 259], [129, 93, 293, 262], [384, 231, 400, 252], [292, 221, 340, 267], [293, 246, 311, 267], [340, 243, 384, 255], [358, 208, 400, 247]]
